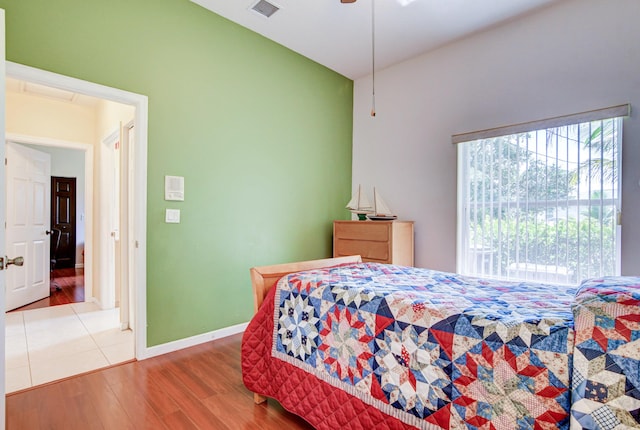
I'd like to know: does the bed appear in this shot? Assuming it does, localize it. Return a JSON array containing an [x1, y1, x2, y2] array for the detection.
[[241, 256, 640, 429]]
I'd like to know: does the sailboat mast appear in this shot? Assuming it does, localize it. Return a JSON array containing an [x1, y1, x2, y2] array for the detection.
[[373, 187, 377, 215]]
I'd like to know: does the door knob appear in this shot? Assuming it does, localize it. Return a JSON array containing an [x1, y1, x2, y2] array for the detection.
[[0, 256, 24, 270], [6, 256, 24, 267], [46, 230, 52, 235]]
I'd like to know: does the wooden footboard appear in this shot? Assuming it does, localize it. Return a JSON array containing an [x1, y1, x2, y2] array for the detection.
[[248, 255, 362, 404]]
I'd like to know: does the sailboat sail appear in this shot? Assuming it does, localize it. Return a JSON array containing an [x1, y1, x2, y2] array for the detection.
[[369, 187, 397, 219], [346, 184, 373, 213], [373, 189, 392, 215]]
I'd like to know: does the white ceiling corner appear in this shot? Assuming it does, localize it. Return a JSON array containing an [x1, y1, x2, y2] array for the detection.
[[191, 0, 560, 80]]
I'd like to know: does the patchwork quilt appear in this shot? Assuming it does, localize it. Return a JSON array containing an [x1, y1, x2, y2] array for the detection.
[[241, 263, 640, 430], [571, 277, 640, 429]]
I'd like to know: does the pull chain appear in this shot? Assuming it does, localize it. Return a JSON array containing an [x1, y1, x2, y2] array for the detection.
[[371, 0, 376, 117]]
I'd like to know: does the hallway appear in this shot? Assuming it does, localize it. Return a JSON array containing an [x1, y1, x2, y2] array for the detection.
[[10, 268, 84, 312], [5, 301, 134, 393]]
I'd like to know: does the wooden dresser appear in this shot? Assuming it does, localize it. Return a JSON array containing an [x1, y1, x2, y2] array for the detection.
[[333, 220, 414, 266]]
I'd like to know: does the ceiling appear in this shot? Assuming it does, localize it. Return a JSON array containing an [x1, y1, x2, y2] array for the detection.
[[191, 0, 559, 80]]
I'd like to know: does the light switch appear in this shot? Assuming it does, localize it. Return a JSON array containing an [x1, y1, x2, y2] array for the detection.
[[165, 209, 181, 223]]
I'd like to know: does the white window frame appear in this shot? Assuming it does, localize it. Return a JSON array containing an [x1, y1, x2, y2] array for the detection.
[[454, 104, 630, 284]]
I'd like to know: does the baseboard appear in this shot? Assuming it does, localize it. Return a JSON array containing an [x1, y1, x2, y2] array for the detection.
[[139, 322, 249, 360]]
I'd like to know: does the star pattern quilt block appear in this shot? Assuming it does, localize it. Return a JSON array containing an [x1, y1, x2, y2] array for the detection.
[[272, 263, 579, 429]]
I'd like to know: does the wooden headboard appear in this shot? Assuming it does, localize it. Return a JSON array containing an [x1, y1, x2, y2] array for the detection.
[[249, 255, 363, 313]]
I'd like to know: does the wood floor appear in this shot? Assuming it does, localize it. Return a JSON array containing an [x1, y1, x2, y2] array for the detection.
[[6, 333, 314, 430], [9, 268, 84, 312]]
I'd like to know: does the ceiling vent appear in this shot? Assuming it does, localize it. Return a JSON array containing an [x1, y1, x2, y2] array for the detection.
[[251, 0, 280, 18]]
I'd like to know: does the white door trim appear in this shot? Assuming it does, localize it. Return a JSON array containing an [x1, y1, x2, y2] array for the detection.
[[6, 134, 95, 301], [120, 121, 135, 331], [6, 61, 149, 359], [1, 9, 7, 428]]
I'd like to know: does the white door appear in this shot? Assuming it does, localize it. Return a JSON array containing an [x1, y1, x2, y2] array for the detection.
[[5, 142, 51, 311], [1, 8, 7, 428]]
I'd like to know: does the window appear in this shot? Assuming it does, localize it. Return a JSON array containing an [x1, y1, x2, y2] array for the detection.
[[455, 105, 628, 285]]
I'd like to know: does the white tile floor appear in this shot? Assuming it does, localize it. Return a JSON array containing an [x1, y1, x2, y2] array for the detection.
[[5, 302, 135, 393]]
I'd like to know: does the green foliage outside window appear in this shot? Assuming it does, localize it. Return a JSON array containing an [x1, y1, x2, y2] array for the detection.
[[463, 119, 620, 284]]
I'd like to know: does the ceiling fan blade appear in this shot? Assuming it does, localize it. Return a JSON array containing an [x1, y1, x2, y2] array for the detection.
[[341, 0, 357, 3]]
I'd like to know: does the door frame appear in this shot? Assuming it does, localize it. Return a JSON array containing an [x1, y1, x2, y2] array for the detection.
[[6, 61, 149, 359], [120, 120, 135, 331], [7, 135, 94, 301], [1, 9, 7, 428]]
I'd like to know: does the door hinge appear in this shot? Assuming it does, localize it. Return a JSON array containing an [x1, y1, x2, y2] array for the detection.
[[617, 211, 622, 226]]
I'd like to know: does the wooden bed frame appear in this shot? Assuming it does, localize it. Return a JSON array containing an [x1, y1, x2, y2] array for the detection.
[[249, 255, 363, 313], [248, 254, 363, 404]]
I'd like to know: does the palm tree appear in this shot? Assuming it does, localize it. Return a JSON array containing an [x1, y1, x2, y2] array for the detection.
[[574, 119, 619, 185]]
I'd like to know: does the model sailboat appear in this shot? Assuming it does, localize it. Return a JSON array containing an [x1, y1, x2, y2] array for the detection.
[[367, 187, 397, 220], [346, 185, 397, 220], [346, 184, 373, 220]]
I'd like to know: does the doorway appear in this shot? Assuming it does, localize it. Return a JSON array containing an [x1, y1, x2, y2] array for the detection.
[[51, 176, 77, 270], [4, 137, 128, 392], [5, 62, 149, 365], [6, 138, 93, 309], [5, 142, 88, 313]]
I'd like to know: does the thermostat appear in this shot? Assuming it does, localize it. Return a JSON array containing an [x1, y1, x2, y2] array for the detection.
[[165, 175, 184, 201]]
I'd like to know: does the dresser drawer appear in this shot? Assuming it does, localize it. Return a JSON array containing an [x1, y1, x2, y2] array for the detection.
[[333, 221, 390, 242], [333, 220, 414, 266], [334, 239, 390, 262]]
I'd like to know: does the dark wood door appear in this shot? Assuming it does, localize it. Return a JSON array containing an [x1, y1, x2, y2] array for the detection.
[[51, 176, 76, 269]]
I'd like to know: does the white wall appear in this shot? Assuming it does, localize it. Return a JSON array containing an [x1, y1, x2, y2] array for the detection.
[[352, 0, 640, 274], [96, 99, 135, 137], [6, 91, 96, 143]]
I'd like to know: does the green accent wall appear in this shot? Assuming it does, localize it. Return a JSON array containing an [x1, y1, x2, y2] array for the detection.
[[0, 0, 353, 346]]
